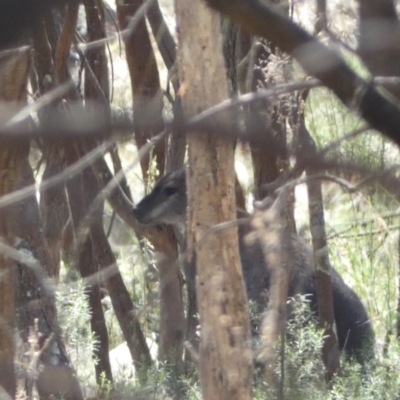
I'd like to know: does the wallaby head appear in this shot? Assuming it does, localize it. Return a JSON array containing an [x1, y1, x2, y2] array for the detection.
[[132, 167, 187, 230]]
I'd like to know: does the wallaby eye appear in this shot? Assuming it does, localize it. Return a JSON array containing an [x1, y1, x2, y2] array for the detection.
[[164, 186, 178, 196]]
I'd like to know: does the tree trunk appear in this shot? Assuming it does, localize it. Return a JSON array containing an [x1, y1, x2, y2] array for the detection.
[[91, 156, 185, 373], [84, 0, 110, 101], [14, 155, 84, 400], [32, 12, 70, 279], [84, 162, 153, 377], [116, 1, 185, 370], [0, 46, 31, 399], [27, 11, 85, 400], [0, 173, 17, 398], [65, 146, 114, 385], [298, 116, 340, 378], [175, 1, 253, 398], [116, 0, 166, 180], [146, 0, 178, 91]]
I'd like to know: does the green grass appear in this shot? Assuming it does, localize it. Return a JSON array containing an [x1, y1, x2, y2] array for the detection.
[[304, 81, 400, 353]]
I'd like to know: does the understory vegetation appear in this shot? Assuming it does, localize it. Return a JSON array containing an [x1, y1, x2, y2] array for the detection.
[[5, 0, 400, 398], [51, 85, 400, 398]]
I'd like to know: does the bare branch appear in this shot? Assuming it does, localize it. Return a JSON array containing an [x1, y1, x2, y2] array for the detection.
[[0, 141, 113, 212], [203, 0, 400, 148]]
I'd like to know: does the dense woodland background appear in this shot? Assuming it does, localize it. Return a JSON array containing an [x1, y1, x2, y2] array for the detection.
[[1, 0, 400, 399]]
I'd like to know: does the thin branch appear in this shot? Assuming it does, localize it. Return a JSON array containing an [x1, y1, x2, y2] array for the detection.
[[77, 0, 155, 53], [187, 79, 321, 128], [4, 81, 75, 127], [204, 0, 400, 148], [0, 141, 113, 212], [73, 129, 169, 251]]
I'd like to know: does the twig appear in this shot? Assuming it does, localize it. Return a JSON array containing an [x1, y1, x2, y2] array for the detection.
[[0, 141, 113, 211]]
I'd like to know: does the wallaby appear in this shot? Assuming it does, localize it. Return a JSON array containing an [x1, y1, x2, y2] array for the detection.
[[133, 167, 375, 364]]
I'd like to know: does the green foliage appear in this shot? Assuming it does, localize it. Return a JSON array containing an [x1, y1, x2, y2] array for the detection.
[[56, 280, 99, 385], [254, 295, 327, 399], [280, 296, 326, 394], [296, 80, 400, 399], [331, 339, 400, 400], [303, 76, 400, 355], [252, 297, 400, 400], [306, 87, 388, 172], [328, 219, 399, 345], [92, 361, 201, 400]]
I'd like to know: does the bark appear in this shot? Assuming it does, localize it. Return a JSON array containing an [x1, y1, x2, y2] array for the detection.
[[220, 22, 247, 214], [182, 251, 198, 364], [65, 144, 114, 385], [230, 27, 287, 201], [298, 108, 340, 378], [108, 143, 147, 253], [175, 1, 253, 398], [156, 251, 185, 374], [145, 3, 188, 356], [235, 173, 246, 211], [64, 144, 154, 381], [27, 13, 84, 400], [84, 0, 110, 102], [166, 99, 186, 173], [238, 32, 294, 230], [249, 107, 288, 200], [251, 196, 290, 390], [91, 156, 185, 371], [32, 13, 70, 279], [0, 46, 31, 399], [54, 0, 80, 100], [40, 157, 70, 276], [147, 0, 178, 92], [14, 158, 74, 359], [203, 0, 400, 148], [109, 146, 133, 202], [397, 219, 400, 339], [86, 159, 153, 377], [54, 1, 77, 81], [0, 181, 17, 398], [234, 7, 294, 371], [116, 0, 166, 180], [117, 0, 185, 370], [72, 0, 155, 361], [57, 4, 113, 382], [97, 236, 153, 376], [79, 2, 140, 384], [146, 2, 185, 174], [221, 17, 239, 95], [43, 7, 60, 61]]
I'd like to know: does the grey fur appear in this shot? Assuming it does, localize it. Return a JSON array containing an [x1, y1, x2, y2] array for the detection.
[[133, 167, 375, 364]]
